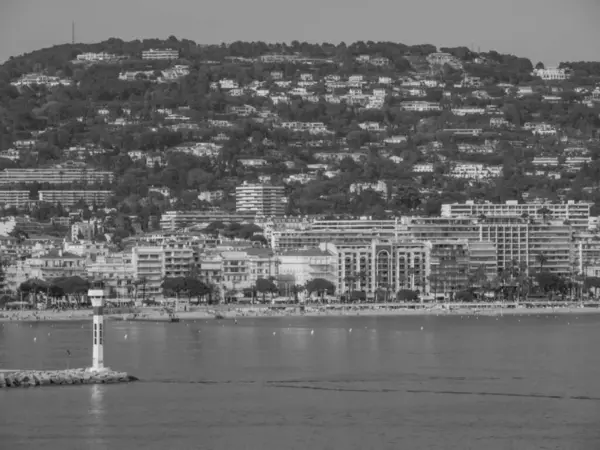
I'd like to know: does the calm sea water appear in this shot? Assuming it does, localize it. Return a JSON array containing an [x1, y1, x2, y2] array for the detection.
[[1, 314, 600, 449]]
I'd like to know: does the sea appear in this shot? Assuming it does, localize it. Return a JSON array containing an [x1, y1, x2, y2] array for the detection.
[[1, 314, 599, 449]]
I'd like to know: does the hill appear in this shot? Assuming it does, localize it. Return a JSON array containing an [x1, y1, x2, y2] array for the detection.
[[0, 37, 599, 239]]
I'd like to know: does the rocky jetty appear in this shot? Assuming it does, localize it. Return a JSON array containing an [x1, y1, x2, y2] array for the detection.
[[0, 369, 138, 388]]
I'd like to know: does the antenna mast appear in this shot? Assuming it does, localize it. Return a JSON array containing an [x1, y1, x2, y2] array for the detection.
[[72, 21, 75, 44]]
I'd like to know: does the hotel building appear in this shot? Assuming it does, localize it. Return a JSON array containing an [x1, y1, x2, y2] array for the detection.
[[323, 240, 431, 295], [277, 248, 337, 289], [235, 182, 286, 216]]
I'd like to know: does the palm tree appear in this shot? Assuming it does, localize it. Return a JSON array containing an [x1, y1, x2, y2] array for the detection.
[[469, 264, 488, 301], [536, 253, 548, 273], [355, 270, 367, 301], [343, 273, 356, 302]]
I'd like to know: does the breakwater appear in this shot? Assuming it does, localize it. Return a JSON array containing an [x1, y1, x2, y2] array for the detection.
[[0, 369, 138, 388]]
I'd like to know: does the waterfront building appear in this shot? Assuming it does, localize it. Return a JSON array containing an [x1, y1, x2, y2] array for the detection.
[[468, 241, 498, 281], [163, 242, 194, 278], [235, 182, 286, 216], [277, 248, 336, 289], [87, 254, 135, 299], [323, 240, 431, 297], [131, 246, 165, 299], [428, 240, 470, 294], [28, 249, 86, 279]]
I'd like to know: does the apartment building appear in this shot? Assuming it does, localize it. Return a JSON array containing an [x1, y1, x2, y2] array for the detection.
[[235, 182, 286, 216], [428, 240, 470, 293], [405, 215, 573, 275], [159, 210, 256, 231], [163, 242, 194, 278], [272, 218, 402, 250], [28, 249, 86, 279], [217, 248, 278, 292], [533, 68, 569, 81], [449, 163, 502, 180], [0, 167, 114, 185], [38, 191, 112, 207], [0, 190, 30, 207], [141, 48, 179, 60], [441, 200, 591, 229], [349, 181, 388, 199], [86, 253, 135, 298], [131, 246, 165, 299], [401, 101, 442, 112], [76, 52, 119, 61], [468, 241, 498, 281]]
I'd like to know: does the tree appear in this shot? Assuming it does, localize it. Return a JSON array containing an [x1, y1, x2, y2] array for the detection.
[[184, 277, 211, 304], [305, 278, 335, 303], [396, 289, 418, 302], [53, 276, 90, 305], [535, 253, 548, 273], [291, 284, 304, 303], [255, 277, 277, 303], [469, 265, 488, 301]]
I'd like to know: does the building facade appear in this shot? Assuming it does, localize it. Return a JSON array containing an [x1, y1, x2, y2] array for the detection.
[[141, 48, 179, 60], [235, 182, 286, 216], [38, 191, 112, 207], [0, 190, 30, 207]]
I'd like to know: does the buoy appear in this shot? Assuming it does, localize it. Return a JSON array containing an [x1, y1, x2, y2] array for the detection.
[[272, 331, 276, 335], [310, 330, 314, 335], [420, 326, 424, 331], [33, 337, 37, 342], [349, 328, 352, 332], [124, 334, 128, 339]]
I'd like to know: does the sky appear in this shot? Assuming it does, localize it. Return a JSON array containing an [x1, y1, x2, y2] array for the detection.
[[0, 0, 598, 66]]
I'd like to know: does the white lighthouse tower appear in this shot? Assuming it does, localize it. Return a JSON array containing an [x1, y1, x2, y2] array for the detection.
[[88, 285, 106, 372]]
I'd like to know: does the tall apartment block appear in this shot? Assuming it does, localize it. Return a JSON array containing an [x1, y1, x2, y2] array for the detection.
[[235, 182, 286, 216]]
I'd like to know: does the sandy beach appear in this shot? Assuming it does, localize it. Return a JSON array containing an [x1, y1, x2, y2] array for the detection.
[[1, 303, 600, 322]]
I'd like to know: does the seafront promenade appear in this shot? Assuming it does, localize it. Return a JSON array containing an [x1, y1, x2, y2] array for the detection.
[[1, 302, 598, 322]]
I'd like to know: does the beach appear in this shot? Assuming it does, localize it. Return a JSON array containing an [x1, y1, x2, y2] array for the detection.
[[1, 303, 600, 322]]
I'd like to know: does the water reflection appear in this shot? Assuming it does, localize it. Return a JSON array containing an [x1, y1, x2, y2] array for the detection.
[[88, 384, 107, 450]]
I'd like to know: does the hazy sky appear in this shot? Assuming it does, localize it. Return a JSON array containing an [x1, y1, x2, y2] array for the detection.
[[1, 0, 598, 66]]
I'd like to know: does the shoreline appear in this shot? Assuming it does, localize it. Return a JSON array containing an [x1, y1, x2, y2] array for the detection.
[[1, 303, 600, 322]]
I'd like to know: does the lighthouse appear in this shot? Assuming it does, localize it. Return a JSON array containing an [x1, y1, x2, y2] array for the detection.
[[88, 284, 106, 372]]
